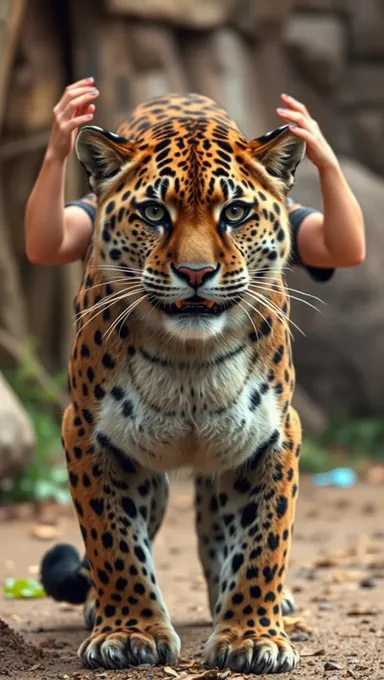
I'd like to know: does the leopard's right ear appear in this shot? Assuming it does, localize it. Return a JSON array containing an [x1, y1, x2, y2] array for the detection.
[[75, 126, 134, 196]]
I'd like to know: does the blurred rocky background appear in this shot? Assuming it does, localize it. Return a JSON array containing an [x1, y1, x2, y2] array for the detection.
[[1, 0, 384, 494]]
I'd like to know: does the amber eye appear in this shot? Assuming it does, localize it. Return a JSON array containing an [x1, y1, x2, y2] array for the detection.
[[142, 203, 166, 223], [222, 203, 248, 225]]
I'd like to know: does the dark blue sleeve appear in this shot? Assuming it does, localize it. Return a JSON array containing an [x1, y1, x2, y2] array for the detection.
[[287, 197, 334, 283], [65, 193, 97, 226]]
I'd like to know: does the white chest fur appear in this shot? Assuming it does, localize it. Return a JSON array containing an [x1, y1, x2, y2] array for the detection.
[[95, 345, 282, 474]]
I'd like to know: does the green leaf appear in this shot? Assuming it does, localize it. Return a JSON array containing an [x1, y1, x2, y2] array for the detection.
[[4, 578, 46, 599]]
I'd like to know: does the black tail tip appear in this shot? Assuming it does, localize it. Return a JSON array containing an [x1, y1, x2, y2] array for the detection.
[[40, 543, 91, 605]]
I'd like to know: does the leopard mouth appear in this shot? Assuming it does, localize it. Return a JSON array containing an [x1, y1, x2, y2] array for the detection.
[[153, 295, 240, 317]]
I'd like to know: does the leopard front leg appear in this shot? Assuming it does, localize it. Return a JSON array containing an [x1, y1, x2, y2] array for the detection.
[[195, 476, 296, 620], [205, 410, 301, 675], [82, 473, 169, 632], [63, 406, 180, 670], [195, 476, 227, 617]]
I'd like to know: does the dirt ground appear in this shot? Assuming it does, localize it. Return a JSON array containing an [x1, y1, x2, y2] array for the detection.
[[1, 474, 384, 680]]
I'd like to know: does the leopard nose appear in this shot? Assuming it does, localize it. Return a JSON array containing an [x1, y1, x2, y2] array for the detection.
[[174, 264, 218, 287]]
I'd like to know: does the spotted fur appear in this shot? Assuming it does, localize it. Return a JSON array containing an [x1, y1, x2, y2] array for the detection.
[[41, 93, 304, 674]]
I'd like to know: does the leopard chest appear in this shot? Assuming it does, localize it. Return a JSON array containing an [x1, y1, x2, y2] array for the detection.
[[93, 345, 283, 474]]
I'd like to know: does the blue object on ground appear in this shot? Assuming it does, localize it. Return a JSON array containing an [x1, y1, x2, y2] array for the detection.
[[313, 467, 357, 488]]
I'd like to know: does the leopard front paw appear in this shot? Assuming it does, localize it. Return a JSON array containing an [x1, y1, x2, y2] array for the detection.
[[205, 628, 299, 675], [79, 622, 181, 669]]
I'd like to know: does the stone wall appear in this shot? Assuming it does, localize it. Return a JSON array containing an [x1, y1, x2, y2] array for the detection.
[[70, 0, 384, 176], [288, 0, 384, 175], [2, 0, 383, 420]]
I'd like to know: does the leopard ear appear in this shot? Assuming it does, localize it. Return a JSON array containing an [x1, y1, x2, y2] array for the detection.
[[75, 126, 134, 196], [249, 125, 306, 194]]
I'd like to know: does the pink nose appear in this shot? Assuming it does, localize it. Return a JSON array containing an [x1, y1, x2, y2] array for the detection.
[[176, 266, 216, 287]]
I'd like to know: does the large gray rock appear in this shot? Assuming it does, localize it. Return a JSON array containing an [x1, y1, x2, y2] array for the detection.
[[106, 0, 235, 28], [0, 373, 35, 481], [287, 158, 384, 418], [229, 0, 297, 38], [128, 24, 188, 102], [350, 110, 384, 175], [214, 29, 267, 136], [283, 14, 347, 91], [106, 0, 296, 35], [295, 0, 340, 7], [344, 0, 384, 58], [339, 65, 384, 107], [182, 31, 224, 105]]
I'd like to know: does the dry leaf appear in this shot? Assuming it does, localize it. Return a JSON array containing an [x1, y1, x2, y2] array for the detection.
[[367, 559, 384, 570], [164, 667, 180, 677], [347, 607, 377, 616], [58, 603, 78, 612], [11, 614, 22, 622], [313, 556, 339, 568], [330, 569, 363, 584], [324, 661, 343, 671], [39, 637, 59, 649], [29, 664, 41, 672], [30, 524, 60, 541], [283, 615, 313, 635], [343, 537, 380, 558], [301, 648, 325, 657], [195, 671, 224, 680]]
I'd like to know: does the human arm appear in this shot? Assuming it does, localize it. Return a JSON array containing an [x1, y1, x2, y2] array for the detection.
[[24, 78, 99, 265], [277, 94, 365, 269]]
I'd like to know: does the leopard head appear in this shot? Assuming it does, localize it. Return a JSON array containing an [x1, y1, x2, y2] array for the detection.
[[76, 96, 305, 341]]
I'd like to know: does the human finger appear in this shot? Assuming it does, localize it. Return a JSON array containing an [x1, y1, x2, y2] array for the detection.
[[276, 108, 317, 132], [280, 93, 310, 118], [55, 86, 98, 114], [61, 90, 99, 120], [65, 77, 94, 91], [77, 102, 96, 118], [62, 112, 95, 132], [287, 125, 316, 145]]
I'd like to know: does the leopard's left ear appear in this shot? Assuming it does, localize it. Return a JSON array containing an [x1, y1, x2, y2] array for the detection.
[[249, 125, 306, 194]]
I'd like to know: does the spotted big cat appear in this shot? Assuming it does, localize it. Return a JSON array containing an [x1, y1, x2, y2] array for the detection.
[[41, 93, 304, 674]]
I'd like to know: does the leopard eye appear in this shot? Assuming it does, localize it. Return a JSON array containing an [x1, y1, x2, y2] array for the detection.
[[222, 203, 248, 225], [142, 203, 166, 223]]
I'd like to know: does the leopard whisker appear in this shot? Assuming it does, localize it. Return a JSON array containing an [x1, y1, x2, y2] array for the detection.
[[249, 284, 322, 314], [244, 290, 305, 339], [240, 297, 273, 336], [90, 264, 143, 274], [74, 288, 143, 336], [250, 278, 325, 304], [74, 285, 143, 322], [103, 296, 145, 341], [245, 290, 294, 337], [80, 277, 143, 295], [238, 302, 259, 339]]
